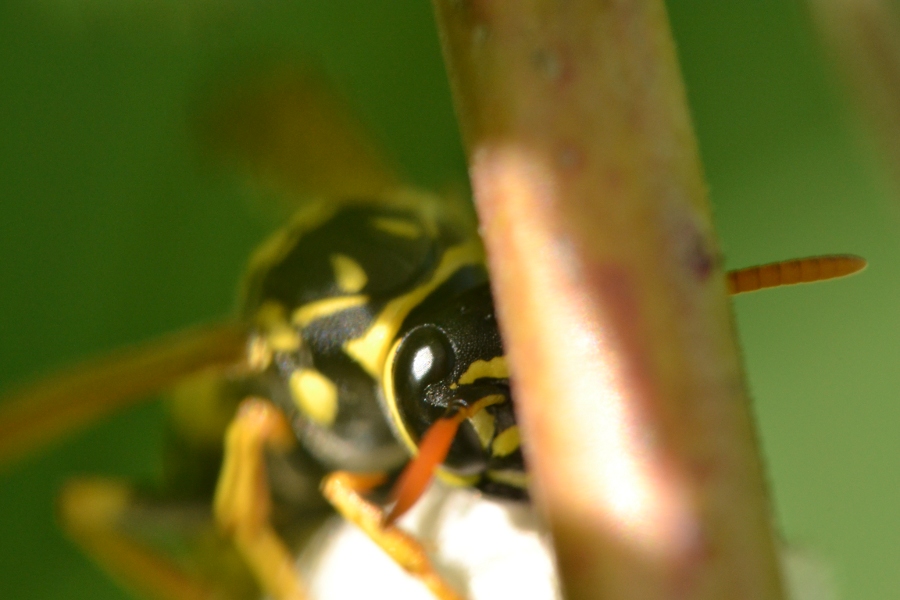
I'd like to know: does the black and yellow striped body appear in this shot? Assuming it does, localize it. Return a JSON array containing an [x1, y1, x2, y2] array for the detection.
[[240, 191, 527, 499], [211, 194, 870, 510]]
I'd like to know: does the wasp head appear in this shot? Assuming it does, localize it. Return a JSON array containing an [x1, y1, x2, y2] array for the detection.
[[386, 282, 524, 492]]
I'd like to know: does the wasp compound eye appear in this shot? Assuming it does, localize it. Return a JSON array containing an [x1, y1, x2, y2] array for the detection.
[[392, 325, 490, 478], [393, 325, 455, 412]]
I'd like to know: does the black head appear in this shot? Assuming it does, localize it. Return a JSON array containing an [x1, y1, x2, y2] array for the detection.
[[383, 283, 524, 488]]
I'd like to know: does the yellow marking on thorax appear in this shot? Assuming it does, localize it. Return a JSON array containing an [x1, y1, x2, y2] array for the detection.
[[242, 201, 337, 304], [267, 325, 301, 353], [292, 295, 368, 327], [491, 425, 521, 457], [289, 369, 339, 427], [254, 300, 289, 329], [370, 216, 422, 239], [330, 253, 368, 293], [349, 240, 484, 379], [486, 469, 529, 489], [454, 356, 508, 388], [251, 300, 300, 357]]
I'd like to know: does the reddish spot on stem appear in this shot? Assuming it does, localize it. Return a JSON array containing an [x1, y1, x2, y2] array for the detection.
[[585, 264, 655, 407], [532, 43, 574, 87], [604, 166, 625, 193], [556, 141, 584, 173], [688, 231, 714, 283]]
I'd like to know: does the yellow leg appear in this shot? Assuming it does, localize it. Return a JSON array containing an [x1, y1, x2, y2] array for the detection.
[[213, 398, 304, 600], [321, 471, 465, 600], [59, 478, 247, 600]]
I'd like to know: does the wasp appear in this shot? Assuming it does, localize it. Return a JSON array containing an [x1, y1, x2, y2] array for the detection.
[[0, 69, 867, 600]]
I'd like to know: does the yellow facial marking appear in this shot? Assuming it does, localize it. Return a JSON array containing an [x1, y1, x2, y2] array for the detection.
[[292, 295, 368, 327], [370, 216, 422, 239], [349, 241, 484, 378], [435, 469, 480, 488], [462, 393, 506, 417], [486, 469, 529, 489], [330, 253, 368, 294], [289, 369, 338, 427], [492, 425, 521, 457], [469, 410, 496, 450], [455, 356, 508, 387]]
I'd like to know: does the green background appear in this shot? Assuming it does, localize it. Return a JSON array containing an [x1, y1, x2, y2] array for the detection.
[[0, 1, 897, 598]]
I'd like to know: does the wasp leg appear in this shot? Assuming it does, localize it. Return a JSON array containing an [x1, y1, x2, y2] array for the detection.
[[59, 477, 253, 600], [213, 397, 304, 600], [321, 471, 465, 600]]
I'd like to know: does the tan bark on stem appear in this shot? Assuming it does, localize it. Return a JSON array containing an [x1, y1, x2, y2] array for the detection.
[[431, 1, 786, 599]]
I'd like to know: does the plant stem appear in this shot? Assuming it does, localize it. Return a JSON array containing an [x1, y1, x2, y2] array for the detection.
[[431, 1, 786, 598]]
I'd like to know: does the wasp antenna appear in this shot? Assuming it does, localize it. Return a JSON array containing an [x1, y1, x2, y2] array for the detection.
[[383, 412, 465, 527], [727, 255, 867, 295]]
